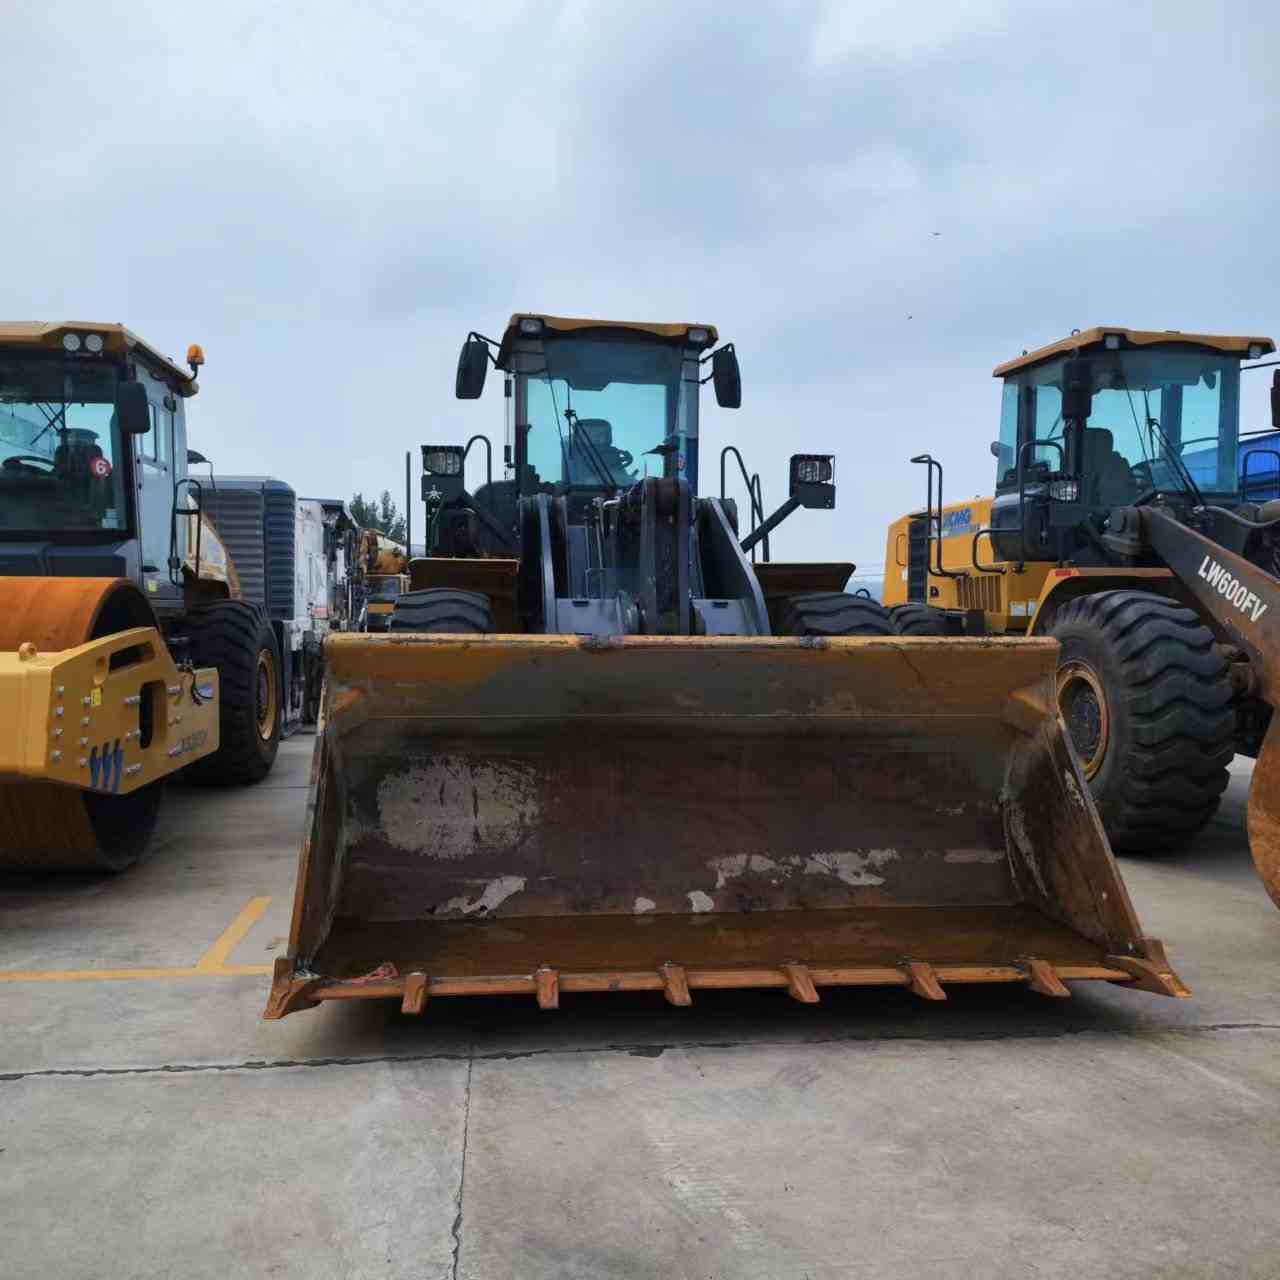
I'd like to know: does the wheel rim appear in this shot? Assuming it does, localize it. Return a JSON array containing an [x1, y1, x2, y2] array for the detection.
[[1057, 659, 1109, 778], [255, 650, 277, 741]]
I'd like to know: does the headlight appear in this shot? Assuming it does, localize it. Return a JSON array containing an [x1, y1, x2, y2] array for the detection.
[[62, 333, 82, 352], [796, 457, 833, 484], [687, 326, 710, 345], [1049, 479, 1079, 502], [84, 333, 104, 354], [1248, 343, 1264, 360], [518, 317, 544, 336], [422, 445, 464, 476], [1103, 333, 1122, 350]]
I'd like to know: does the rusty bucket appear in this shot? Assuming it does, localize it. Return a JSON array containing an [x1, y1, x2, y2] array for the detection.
[[267, 633, 1186, 1017]]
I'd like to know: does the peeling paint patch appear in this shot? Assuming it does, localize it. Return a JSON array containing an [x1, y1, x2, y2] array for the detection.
[[687, 890, 714, 913], [1063, 770, 1087, 809], [709, 853, 780, 888], [944, 848, 1004, 864], [434, 874, 527, 916], [803, 849, 898, 887], [375, 757, 539, 858], [634, 897, 656, 914], [1006, 802, 1049, 897]]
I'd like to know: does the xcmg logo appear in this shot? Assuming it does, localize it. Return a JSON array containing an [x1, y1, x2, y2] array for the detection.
[[89, 740, 124, 793], [1197, 556, 1269, 624]]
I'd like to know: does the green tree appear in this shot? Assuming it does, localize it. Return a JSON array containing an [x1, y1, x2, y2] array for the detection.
[[350, 489, 407, 544]]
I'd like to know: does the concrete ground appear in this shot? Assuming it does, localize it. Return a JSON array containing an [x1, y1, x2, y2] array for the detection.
[[2, 737, 1278, 1279]]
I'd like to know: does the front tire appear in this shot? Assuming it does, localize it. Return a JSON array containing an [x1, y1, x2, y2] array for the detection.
[[185, 601, 282, 785], [778, 592, 896, 636], [1047, 590, 1234, 852], [390, 589, 496, 634], [889, 603, 949, 635]]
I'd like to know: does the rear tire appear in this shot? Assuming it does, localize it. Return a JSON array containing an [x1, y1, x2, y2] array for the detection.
[[390, 589, 496, 634], [889, 603, 949, 636], [778, 592, 896, 637], [185, 601, 282, 786], [1047, 590, 1234, 852]]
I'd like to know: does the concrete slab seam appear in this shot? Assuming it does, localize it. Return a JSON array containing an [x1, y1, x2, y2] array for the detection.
[[4, 1023, 1280, 1085]]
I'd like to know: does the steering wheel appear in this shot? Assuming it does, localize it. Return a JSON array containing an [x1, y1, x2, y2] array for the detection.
[[2, 455, 55, 472]]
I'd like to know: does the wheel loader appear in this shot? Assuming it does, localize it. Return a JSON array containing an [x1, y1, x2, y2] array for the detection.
[[267, 313, 1185, 1019], [0, 322, 284, 871], [882, 326, 1280, 905]]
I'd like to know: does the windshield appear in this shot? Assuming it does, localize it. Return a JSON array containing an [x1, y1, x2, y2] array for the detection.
[[0, 356, 129, 534], [996, 349, 1242, 504], [524, 338, 686, 490]]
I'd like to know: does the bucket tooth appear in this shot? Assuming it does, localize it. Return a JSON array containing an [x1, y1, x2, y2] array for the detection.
[[535, 967, 560, 1010], [401, 972, 429, 1015], [660, 963, 692, 1006], [1105, 939, 1191, 998], [904, 961, 947, 1001], [1026, 958, 1071, 998], [782, 962, 820, 1003]]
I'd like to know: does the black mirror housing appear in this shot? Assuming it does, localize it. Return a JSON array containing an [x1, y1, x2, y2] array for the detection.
[[456, 338, 489, 400], [789, 453, 835, 509], [1271, 370, 1279, 431], [115, 380, 151, 435], [712, 345, 741, 409]]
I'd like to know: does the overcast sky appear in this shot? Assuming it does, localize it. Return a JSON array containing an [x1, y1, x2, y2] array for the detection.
[[4, 1, 1278, 576]]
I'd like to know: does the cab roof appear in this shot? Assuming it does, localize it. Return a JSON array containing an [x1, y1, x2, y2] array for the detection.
[[0, 321, 199, 395], [497, 313, 718, 367], [993, 327, 1275, 377]]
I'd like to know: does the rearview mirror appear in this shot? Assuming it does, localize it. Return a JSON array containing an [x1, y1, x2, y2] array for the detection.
[[1061, 357, 1093, 422], [1272, 371, 1279, 431], [989, 440, 1002, 458], [456, 338, 489, 400], [712, 345, 741, 409], [114, 380, 151, 435]]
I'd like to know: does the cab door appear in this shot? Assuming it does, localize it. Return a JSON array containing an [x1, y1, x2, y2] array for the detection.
[[132, 365, 183, 614]]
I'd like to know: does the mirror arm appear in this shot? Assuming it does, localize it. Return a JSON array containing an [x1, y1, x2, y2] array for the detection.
[[467, 331, 503, 366], [740, 495, 800, 554]]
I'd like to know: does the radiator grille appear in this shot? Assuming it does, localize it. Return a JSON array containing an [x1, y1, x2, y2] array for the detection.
[[956, 574, 1002, 612]]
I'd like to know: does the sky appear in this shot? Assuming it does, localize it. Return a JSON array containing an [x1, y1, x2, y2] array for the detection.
[[3, 0, 1278, 579]]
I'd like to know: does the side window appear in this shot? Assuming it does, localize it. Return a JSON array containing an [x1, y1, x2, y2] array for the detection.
[[157, 403, 171, 467], [144, 402, 172, 466]]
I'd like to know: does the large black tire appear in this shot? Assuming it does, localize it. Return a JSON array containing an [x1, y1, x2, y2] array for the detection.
[[184, 601, 282, 786], [778, 592, 896, 636], [889, 603, 949, 636], [390, 589, 496, 634], [1047, 590, 1234, 852]]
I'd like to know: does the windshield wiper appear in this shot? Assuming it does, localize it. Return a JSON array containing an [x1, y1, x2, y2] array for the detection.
[[563, 408, 618, 494]]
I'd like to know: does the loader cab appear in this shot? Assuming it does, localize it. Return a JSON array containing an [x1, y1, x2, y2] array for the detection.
[[987, 328, 1275, 564], [455, 314, 739, 503]]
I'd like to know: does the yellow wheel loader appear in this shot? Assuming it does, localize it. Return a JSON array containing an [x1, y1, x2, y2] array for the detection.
[[267, 314, 1185, 1020], [0, 322, 284, 871], [354, 530, 409, 632], [882, 326, 1280, 905]]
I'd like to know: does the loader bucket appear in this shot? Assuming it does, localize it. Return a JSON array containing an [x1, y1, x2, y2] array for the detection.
[[266, 633, 1186, 1018]]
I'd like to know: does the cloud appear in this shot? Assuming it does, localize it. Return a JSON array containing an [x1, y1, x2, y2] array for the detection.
[[1, 0, 1277, 573]]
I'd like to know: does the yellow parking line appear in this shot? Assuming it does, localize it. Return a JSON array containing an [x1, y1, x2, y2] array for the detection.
[[195, 896, 272, 972], [0, 896, 275, 985], [0, 966, 201, 983]]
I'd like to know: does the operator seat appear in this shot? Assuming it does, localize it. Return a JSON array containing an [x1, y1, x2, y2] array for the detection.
[[1081, 427, 1135, 510], [565, 418, 633, 486]]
